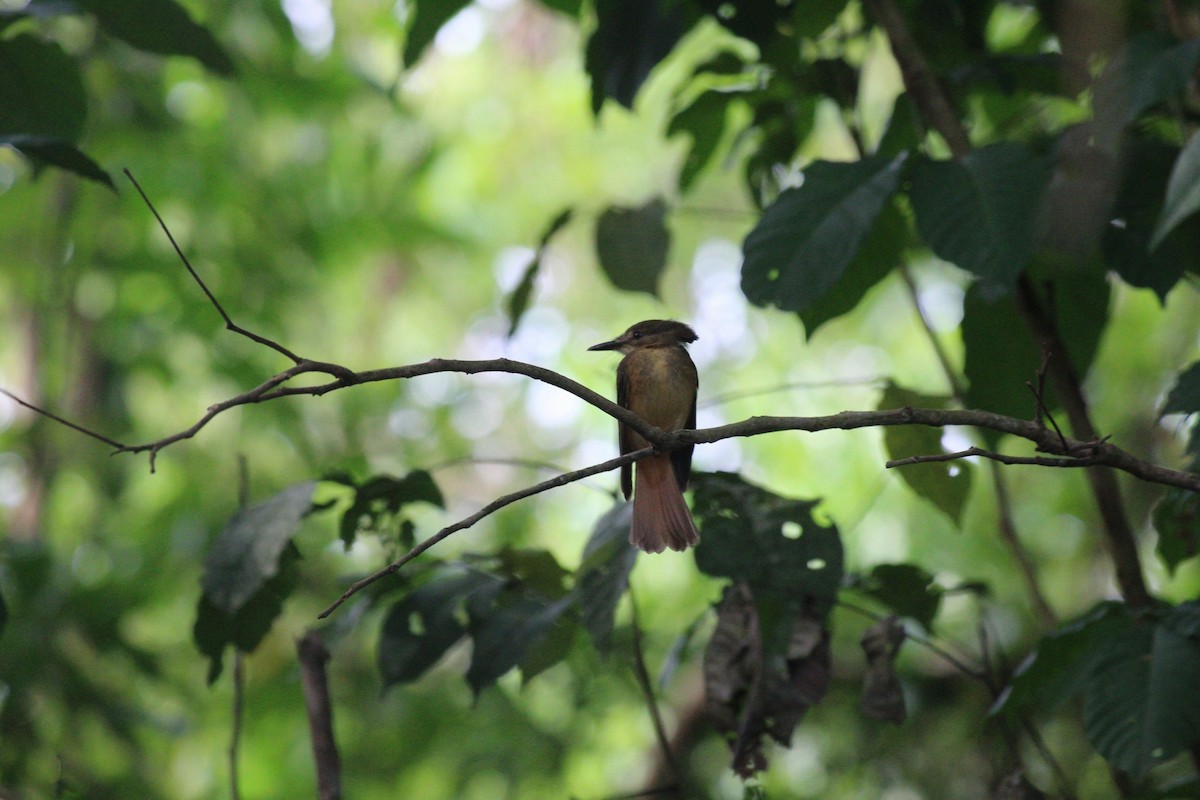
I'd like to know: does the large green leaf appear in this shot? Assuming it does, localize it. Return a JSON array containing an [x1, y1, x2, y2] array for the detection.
[[576, 503, 636, 652], [1104, 136, 1200, 300], [403, 0, 472, 66], [878, 383, 972, 524], [378, 568, 502, 689], [961, 271, 1109, 434], [5, 136, 114, 189], [741, 153, 906, 312], [1154, 489, 1200, 575], [466, 587, 575, 695], [201, 481, 315, 615], [193, 543, 301, 684], [1163, 361, 1200, 416], [595, 197, 670, 296], [1151, 131, 1200, 250], [584, 0, 693, 113], [910, 143, 1052, 286], [797, 204, 905, 338], [75, 0, 235, 75], [996, 602, 1200, 779], [0, 34, 86, 142], [691, 472, 843, 617], [1092, 33, 1200, 151]]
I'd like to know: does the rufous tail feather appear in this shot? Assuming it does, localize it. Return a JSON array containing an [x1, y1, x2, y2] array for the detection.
[[630, 454, 699, 553]]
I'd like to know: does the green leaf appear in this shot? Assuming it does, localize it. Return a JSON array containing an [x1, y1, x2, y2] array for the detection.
[[5, 136, 114, 189], [798, 202, 905, 338], [878, 383, 972, 524], [0, 584, 7, 640], [1163, 361, 1200, 416], [507, 208, 572, 337], [1093, 33, 1200, 151], [0, 34, 86, 142], [378, 568, 502, 689], [961, 271, 1109, 438], [595, 197, 670, 296], [201, 482, 314, 615], [992, 601, 1127, 718], [1154, 489, 1200, 575], [875, 93, 920, 158], [910, 143, 1052, 286], [691, 472, 844, 617], [1084, 604, 1200, 779], [668, 90, 730, 193], [576, 503, 636, 652], [741, 153, 906, 312], [338, 471, 444, 548], [1151, 131, 1200, 250], [854, 563, 943, 631], [193, 543, 301, 684], [466, 588, 575, 695], [1104, 136, 1200, 299], [75, 0, 235, 75], [585, 0, 692, 113], [403, 0, 472, 66]]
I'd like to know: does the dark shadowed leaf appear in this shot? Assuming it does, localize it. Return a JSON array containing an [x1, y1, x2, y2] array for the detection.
[[1151, 131, 1200, 250], [0, 585, 7, 640], [0, 34, 86, 142], [466, 588, 576, 695], [404, 0, 473, 65], [595, 197, 670, 296], [875, 93, 920, 158], [194, 543, 301, 684], [576, 503, 636, 652], [378, 568, 502, 689], [1104, 136, 1200, 299], [961, 272, 1109, 438], [1163, 361, 1200, 416], [860, 615, 906, 723], [75, 0, 235, 75], [910, 143, 1052, 286], [507, 208, 573, 337], [798, 202, 906, 338], [668, 90, 731, 193], [6, 137, 114, 189], [853, 563, 942, 631], [692, 472, 843, 616], [201, 481, 314, 615], [878, 383, 972, 524], [1154, 488, 1200, 575], [584, 0, 692, 113], [338, 471, 443, 548], [1092, 33, 1200, 152], [741, 153, 906, 312]]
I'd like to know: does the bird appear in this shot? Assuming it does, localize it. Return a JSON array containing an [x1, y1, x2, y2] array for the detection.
[[588, 320, 700, 553]]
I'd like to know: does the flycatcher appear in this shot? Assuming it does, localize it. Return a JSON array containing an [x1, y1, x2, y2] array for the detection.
[[589, 320, 700, 553]]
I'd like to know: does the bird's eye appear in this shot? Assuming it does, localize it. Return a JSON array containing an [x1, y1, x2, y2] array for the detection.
[[631, 331, 641, 339]]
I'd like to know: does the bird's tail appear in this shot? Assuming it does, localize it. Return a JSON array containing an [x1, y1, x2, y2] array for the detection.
[[630, 454, 699, 553]]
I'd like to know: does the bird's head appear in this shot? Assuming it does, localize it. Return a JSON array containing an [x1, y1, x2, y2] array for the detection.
[[588, 320, 698, 355]]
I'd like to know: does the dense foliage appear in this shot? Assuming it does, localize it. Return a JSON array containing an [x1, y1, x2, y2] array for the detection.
[[3, 0, 1200, 798]]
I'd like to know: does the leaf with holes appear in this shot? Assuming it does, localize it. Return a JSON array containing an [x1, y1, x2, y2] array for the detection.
[[853, 563, 942, 631], [691, 472, 843, 619], [741, 153, 906, 312]]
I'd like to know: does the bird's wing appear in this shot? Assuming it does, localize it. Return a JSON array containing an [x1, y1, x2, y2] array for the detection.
[[616, 358, 633, 500]]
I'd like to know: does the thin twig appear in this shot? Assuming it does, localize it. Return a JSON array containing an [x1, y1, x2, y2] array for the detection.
[[317, 448, 651, 618], [0, 386, 125, 449], [886, 446, 1103, 470], [123, 168, 303, 364], [838, 600, 990, 684], [629, 588, 680, 783]]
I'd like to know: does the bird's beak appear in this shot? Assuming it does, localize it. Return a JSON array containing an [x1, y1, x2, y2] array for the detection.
[[588, 337, 623, 352]]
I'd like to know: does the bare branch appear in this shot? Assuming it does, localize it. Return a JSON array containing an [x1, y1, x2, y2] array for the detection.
[[886, 446, 1104, 470], [317, 447, 651, 618], [123, 168, 303, 364], [0, 386, 126, 449]]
